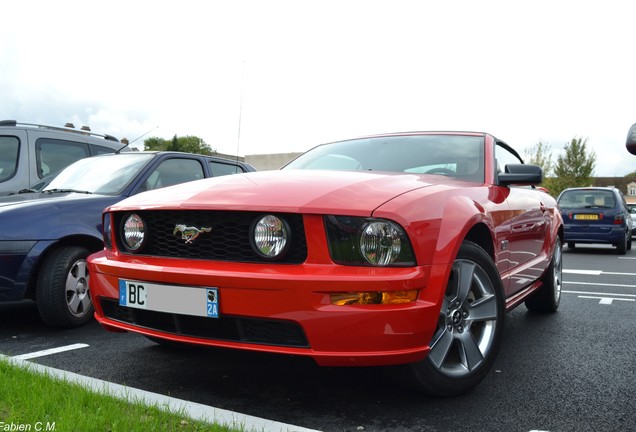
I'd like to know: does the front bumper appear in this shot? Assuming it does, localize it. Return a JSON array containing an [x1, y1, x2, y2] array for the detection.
[[88, 251, 448, 366], [0, 240, 52, 301]]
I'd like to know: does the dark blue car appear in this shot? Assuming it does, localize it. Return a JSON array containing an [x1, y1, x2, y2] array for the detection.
[[0, 151, 255, 327], [557, 186, 633, 254]]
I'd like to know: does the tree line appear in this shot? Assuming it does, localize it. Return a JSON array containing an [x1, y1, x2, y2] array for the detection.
[[524, 137, 597, 197], [143, 135, 215, 155]]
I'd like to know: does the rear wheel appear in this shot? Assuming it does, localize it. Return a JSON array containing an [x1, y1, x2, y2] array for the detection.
[[617, 230, 628, 255], [36, 246, 94, 328], [391, 241, 504, 396], [525, 237, 562, 313]]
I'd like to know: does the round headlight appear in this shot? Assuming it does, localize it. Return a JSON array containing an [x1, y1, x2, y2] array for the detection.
[[360, 221, 402, 265], [122, 213, 146, 252], [252, 215, 289, 259]]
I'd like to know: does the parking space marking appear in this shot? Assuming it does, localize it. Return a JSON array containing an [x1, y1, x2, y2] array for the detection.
[[564, 281, 636, 289], [564, 290, 636, 305], [577, 296, 635, 305], [564, 269, 602, 275], [12, 343, 89, 360], [1, 354, 321, 432], [564, 269, 636, 277], [563, 290, 636, 298]]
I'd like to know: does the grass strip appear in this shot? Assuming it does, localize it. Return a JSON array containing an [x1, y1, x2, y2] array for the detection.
[[0, 358, 242, 431]]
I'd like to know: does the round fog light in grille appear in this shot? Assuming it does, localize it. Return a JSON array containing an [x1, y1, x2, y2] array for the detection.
[[122, 213, 146, 252], [252, 215, 289, 259], [360, 221, 402, 265]]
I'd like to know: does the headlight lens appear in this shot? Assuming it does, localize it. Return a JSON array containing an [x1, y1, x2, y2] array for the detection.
[[325, 216, 415, 266], [122, 213, 146, 252], [360, 221, 403, 265], [251, 215, 290, 259]]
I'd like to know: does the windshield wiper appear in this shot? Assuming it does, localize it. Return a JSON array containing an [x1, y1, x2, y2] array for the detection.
[[44, 188, 93, 194], [16, 188, 38, 194]]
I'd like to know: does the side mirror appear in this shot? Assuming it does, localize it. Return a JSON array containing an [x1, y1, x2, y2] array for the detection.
[[498, 164, 543, 186], [627, 123, 636, 155]]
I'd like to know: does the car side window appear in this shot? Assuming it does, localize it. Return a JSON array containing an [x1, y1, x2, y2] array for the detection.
[[494, 143, 523, 176], [90, 143, 121, 155], [209, 160, 245, 176], [36, 138, 90, 178], [0, 136, 19, 183], [143, 158, 205, 191]]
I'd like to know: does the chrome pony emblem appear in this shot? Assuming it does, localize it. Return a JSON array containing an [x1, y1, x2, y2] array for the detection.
[[173, 224, 212, 244]]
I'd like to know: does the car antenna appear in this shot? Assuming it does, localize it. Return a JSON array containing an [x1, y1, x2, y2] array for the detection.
[[116, 126, 159, 153], [235, 60, 245, 162]]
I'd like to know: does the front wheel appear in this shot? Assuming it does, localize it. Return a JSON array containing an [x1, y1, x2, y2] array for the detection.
[[36, 246, 94, 328], [391, 241, 505, 396]]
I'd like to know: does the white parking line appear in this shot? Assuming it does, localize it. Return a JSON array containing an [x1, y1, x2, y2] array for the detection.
[[2, 355, 320, 432], [577, 296, 635, 305], [564, 281, 636, 289], [564, 269, 602, 275], [563, 290, 636, 298], [13, 343, 89, 360], [564, 269, 636, 277]]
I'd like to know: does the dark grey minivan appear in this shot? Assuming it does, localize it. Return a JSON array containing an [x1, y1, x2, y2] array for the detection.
[[0, 120, 128, 195]]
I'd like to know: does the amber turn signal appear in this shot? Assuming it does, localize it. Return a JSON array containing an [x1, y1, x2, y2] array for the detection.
[[330, 290, 418, 306]]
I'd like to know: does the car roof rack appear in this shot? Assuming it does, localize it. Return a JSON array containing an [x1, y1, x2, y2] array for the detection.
[[0, 119, 120, 142]]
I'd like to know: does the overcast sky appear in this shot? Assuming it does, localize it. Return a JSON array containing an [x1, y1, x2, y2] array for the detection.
[[2, 0, 635, 176]]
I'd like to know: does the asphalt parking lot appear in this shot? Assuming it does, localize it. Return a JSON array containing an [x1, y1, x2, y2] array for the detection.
[[1, 244, 634, 432]]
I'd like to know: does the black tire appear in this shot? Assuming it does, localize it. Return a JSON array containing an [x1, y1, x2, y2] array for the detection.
[[390, 241, 505, 396], [567, 242, 575, 249], [617, 230, 628, 255], [525, 237, 562, 313], [36, 246, 94, 328]]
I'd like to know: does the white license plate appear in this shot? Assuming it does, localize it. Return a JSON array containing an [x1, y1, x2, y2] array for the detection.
[[118, 280, 218, 318]]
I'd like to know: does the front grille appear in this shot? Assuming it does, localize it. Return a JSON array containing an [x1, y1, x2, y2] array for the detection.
[[114, 210, 307, 263], [100, 298, 309, 348]]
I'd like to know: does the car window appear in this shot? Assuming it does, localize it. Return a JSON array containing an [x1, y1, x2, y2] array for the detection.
[[283, 135, 485, 183], [495, 142, 523, 175], [558, 190, 617, 209], [0, 136, 19, 182], [36, 138, 90, 178], [209, 160, 244, 176], [142, 158, 205, 191], [46, 153, 155, 195], [90, 143, 121, 155]]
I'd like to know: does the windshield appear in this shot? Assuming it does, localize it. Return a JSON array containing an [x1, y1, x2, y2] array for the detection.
[[283, 135, 485, 182], [44, 153, 155, 195], [558, 189, 616, 209]]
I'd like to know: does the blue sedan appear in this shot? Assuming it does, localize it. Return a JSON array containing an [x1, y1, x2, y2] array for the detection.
[[0, 151, 255, 327]]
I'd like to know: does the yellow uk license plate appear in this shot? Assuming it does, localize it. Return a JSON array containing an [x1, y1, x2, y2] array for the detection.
[[574, 214, 599, 220]]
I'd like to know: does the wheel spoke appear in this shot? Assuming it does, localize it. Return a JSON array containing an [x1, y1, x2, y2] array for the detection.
[[458, 330, 484, 372], [428, 327, 454, 369], [67, 292, 82, 314], [74, 260, 88, 279], [78, 292, 91, 313], [456, 261, 475, 303], [467, 294, 497, 321]]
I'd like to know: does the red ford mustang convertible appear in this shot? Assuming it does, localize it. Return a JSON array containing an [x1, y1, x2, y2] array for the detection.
[[88, 132, 563, 396]]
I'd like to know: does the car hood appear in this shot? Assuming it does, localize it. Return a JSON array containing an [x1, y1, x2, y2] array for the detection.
[[0, 191, 112, 210], [110, 170, 456, 216], [0, 192, 123, 217]]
